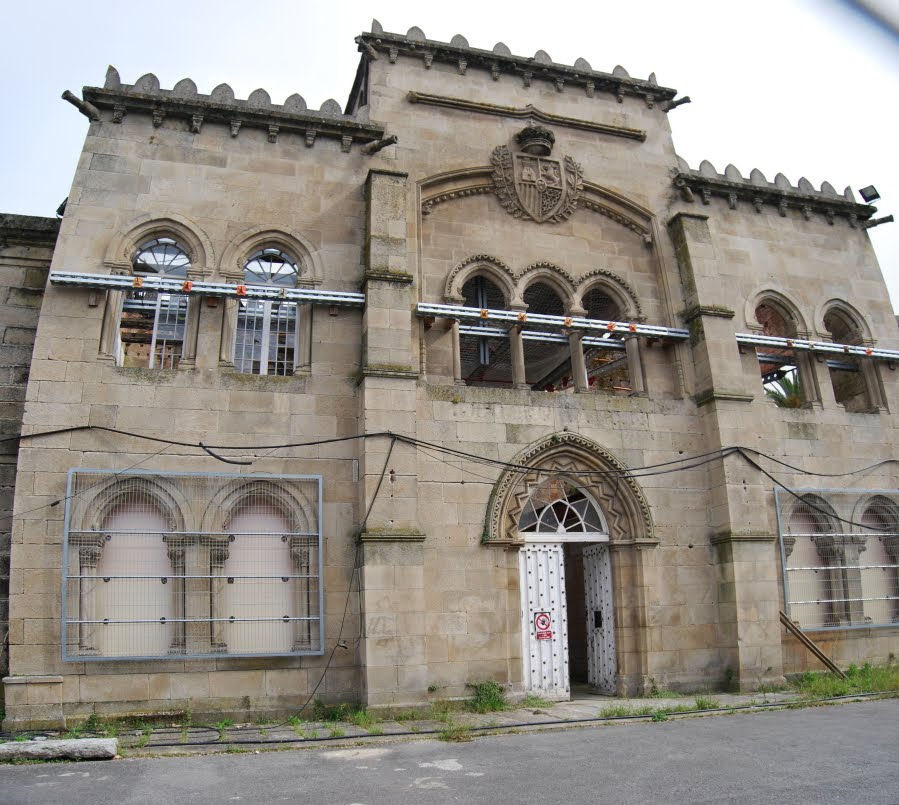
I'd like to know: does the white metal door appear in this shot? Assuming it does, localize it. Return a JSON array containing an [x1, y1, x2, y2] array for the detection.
[[519, 543, 569, 699], [584, 543, 616, 694]]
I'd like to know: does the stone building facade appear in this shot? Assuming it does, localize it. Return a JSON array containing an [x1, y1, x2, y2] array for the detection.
[[2, 23, 897, 729]]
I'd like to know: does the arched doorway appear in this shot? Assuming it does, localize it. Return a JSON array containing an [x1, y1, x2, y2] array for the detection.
[[518, 478, 615, 697], [483, 432, 656, 699]]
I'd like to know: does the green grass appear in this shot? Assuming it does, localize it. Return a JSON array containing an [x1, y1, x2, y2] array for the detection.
[[468, 681, 506, 713], [135, 725, 153, 748], [438, 721, 473, 742], [694, 696, 721, 710], [519, 694, 555, 709], [791, 662, 899, 699], [313, 699, 353, 722], [214, 719, 233, 741], [328, 726, 345, 738], [599, 704, 634, 718], [349, 709, 379, 730]]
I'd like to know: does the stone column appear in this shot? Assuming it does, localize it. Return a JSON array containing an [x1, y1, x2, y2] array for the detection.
[[209, 537, 230, 653], [568, 331, 589, 392], [97, 264, 131, 361], [165, 536, 188, 654], [72, 534, 105, 656], [450, 320, 463, 384], [624, 335, 646, 394], [510, 326, 528, 389], [289, 536, 314, 651], [813, 534, 867, 626], [357, 169, 428, 707]]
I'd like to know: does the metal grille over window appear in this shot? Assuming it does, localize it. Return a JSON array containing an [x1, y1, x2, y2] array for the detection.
[[235, 248, 301, 376], [459, 276, 512, 386], [62, 470, 323, 660], [120, 238, 190, 369], [776, 488, 899, 630]]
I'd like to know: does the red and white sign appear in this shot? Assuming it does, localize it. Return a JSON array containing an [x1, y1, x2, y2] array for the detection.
[[536, 630, 553, 640], [534, 611, 551, 631]]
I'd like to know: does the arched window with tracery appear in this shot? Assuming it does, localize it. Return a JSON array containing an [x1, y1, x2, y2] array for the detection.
[[119, 237, 190, 368], [234, 248, 302, 376], [518, 479, 608, 538]]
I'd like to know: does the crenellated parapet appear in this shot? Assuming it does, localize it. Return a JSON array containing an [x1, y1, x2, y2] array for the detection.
[[673, 156, 876, 228], [82, 67, 386, 151], [354, 20, 678, 109]]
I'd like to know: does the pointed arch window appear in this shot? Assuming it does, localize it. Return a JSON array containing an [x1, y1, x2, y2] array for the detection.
[[119, 237, 190, 368], [234, 248, 301, 376], [823, 307, 880, 412]]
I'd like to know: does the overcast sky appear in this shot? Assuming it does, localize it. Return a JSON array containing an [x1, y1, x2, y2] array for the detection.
[[3, 1, 897, 312]]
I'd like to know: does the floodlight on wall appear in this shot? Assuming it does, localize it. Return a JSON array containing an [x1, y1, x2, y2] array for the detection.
[[859, 185, 881, 203]]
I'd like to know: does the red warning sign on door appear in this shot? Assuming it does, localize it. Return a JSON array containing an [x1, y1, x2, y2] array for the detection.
[[534, 612, 551, 631]]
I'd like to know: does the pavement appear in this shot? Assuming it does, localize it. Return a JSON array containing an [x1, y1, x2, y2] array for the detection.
[[3, 687, 821, 758]]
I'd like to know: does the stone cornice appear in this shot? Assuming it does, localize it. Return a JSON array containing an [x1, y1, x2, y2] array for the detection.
[[0, 214, 60, 247], [83, 80, 385, 149], [674, 170, 875, 227], [407, 92, 646, 141], [358, 528, 426, 543], [682, 305, 736, 323], [359, 27, 677, 107], [693, 389, 754, 407], [710, 530, 776, 545]]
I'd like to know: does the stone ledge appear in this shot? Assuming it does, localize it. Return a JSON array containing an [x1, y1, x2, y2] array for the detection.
[[358, 529, 426, 543], [710, 531, 776, 546], [0, 737, 118, 761], [693, 389, 754, 407]]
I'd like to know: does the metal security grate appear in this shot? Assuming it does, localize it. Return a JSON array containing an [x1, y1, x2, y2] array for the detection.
[[62, 470, 323, 661], [776, 488, 899, 631]]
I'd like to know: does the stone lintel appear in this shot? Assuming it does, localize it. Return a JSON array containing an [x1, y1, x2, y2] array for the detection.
[[693, 389, 754, 407], [359, 31, 678, 104], [362, 270, 414, 286]]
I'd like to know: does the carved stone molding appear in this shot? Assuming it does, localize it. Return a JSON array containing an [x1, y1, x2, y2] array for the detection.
[[483, 431, 654, 547], [407, 91, 646, 141]]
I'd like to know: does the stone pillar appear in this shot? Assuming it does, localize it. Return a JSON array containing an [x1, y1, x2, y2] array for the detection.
[[98, 264, 131, 361], [813, 534, 867, 626], [72, 534, 105, 656], [568, 331, 588, 392], [289, 536, 314, 651], [165, 536, 187, 654], [510, 326, 528, 389], [668, 212, 784, 690], [358, 169, 427, 707], [450, 320, 463, 384], [625, 335, 645, 394]]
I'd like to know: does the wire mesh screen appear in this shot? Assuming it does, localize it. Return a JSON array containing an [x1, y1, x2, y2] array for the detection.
[[776, 488, 899, 630], [62, 470, 322, 661]]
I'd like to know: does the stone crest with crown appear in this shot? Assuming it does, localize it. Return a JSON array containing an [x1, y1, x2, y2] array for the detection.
[[491, 126, 583, 223]]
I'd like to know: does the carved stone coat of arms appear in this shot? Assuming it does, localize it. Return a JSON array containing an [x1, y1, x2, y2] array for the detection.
[[492, 126, 583, 223]]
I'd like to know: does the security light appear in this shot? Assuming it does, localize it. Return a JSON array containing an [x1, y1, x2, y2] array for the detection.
[[859, 185, 880, 203]]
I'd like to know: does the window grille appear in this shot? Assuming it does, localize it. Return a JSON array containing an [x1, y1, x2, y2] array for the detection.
[[120, 238, 190, 369], [776, 488, 899, 630], [518, 479, 609, 540], [62, 470, 323, 661], [234, 248, 301, 376]]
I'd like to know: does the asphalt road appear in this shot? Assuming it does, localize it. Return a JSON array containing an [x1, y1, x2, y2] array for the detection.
[[2, 699, 898, 804]]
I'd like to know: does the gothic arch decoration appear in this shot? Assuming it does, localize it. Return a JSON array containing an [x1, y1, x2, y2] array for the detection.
[[575, 268, 644, 321], [444, 254, 516, 304], [815, 298, 874, 344], [483, 431, 655, 547], [199, 477, 317, 535], [744, 285, 810, 337], [418, 168, 653, 244], [69, 475, 190, 536], [218, 225, 322, 284], [517, 261, 578, 308], [103, 213, 214, 278]]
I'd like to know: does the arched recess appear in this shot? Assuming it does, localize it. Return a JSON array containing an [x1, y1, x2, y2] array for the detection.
[[575, 269, 644, 322], [853, 494, 899, 624], [99, 214, 214, 366], [748, 288, 818, 407], [483, 431, 654, 548], [218, 226, 321, 284], [66, 476, 190, 658], [444, 254, 516, 305], [485, 431, 656, 696], [103, 213, 214, 276], [199, 479, 320, 654], [517, 262, 578, 313], [819, 300, 883, 412]]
